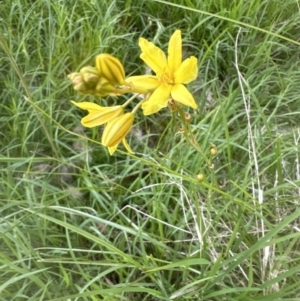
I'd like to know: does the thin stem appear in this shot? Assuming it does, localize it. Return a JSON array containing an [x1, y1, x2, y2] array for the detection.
[[177, 105, 220, 189], [176, 105, 211, 167], [132, 94, 149, 113], [122, 93, 141, 108]]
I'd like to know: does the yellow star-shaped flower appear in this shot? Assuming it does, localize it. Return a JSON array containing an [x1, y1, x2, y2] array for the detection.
[[126, 30, 198, 115]]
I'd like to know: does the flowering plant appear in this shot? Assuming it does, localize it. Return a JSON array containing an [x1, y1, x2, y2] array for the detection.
[[69, 30, 211, 168]]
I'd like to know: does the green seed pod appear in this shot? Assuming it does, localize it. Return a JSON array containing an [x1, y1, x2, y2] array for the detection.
[[168, 99, 177, 112], [210, 144, 217, 156], [184, 112, 192, 123], [197, 174, 204, 182]]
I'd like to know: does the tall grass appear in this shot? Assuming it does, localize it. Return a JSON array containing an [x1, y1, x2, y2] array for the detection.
[[1, 0, 300, 300]]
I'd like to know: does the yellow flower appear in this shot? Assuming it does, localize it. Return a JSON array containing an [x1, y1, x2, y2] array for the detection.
[[71, 101, 124, 128], [126, 30, 198, 115], [101, 113, 134, 155]]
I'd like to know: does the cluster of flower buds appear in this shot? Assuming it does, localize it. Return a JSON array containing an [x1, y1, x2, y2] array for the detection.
[[69, 53, 141, 155], [68, 54, 126, 97]]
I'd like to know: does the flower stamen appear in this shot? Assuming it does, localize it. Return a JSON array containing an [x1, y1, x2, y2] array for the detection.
[[158, 71, 173, 85]]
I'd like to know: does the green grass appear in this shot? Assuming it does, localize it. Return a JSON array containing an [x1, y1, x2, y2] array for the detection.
[[1, 0, 300, 300]]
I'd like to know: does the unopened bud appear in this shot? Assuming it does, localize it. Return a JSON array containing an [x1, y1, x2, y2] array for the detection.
[[184, 112, 192, 123], [197, 174, 204, 182], [68, 72, 82, 82], [95, 77, 116, 96], [68, 68, 101, 94], [210, 144, 217, 156], [80, 66, 101, 87], [96, 54, 125, 86], [74, 82, 87, 93], [102, 113, 134, 147], [68, 73, 86, 91], [168, 99, 177, 111]]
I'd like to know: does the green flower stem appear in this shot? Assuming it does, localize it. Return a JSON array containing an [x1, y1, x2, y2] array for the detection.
[[121, 93, 148, 114], [121, 93, 141, 108], [132, 95, 149, 114], [176, 105, 211, 166], [176, 105, 220, 188]]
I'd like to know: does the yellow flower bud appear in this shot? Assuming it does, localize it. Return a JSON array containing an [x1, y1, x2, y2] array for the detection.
[[80, 66, 101, 88], [68, 72, 82, 82], [95, 77, 116, 96], [71, 101, 124, 128], [74, 82, 87, 93], [96, 53, 125, 86], [68, 73, 86, 92], [68, 67, 102, 94], [102, 113, 134, 147]]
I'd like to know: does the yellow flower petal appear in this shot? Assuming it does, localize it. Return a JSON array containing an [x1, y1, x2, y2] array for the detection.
[[125, 75, 159, 91], [108, 145, 118, 155], [81, 106, 124, 128], [171, 84, 198, 109], [139, 38, 167, 74], [168, 30, 182, 74], [106, 138, 134, 156], [71, 101, 105, 113], [174, 56, 198, 84], [123, 138, 134, 154], [142, 84, 172, 115]]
